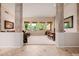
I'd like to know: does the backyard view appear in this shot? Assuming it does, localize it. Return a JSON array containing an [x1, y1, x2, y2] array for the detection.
[[24, 22, 51, 31]]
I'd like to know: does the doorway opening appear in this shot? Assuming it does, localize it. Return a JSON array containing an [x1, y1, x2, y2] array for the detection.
[[23, 3, 56, 44]]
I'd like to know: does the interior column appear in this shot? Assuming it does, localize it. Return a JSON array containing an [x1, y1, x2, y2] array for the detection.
[[0, 3, 1, 30], [55, 3, 64, 47], [77, 4, 79, 32], [15, 3, 23, 32], [55, 3, 64, 32]]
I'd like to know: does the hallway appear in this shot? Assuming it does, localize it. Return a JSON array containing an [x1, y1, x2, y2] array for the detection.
[[27, 35, 55, 44], [0, 45, 79, 56]]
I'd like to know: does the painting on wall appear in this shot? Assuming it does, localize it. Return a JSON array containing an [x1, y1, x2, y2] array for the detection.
[[64, 16, 73, 28], [4, 20, 14, 29]]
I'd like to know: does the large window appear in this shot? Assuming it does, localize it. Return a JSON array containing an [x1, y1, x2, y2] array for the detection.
[[24, 22, 51, 31]]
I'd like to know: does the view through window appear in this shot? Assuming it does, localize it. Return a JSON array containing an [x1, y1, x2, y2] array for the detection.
[[24, 22, 51, 31]]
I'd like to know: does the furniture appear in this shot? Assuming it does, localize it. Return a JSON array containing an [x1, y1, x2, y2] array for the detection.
[[22, 31, 31, 43], [22, 31, 27, 43], [45, 30, 55, 41], [51, 33, 55, 41]]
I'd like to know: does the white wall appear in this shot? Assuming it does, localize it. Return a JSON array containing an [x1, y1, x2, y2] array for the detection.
[[1, 4, 15, 31], [56, 32, 79, 47], [64, 3, 77, 32], [0, 32, 23, 48], [27, 30, 46, 35]]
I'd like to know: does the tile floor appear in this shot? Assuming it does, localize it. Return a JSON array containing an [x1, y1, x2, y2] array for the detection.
[[28, 35, 55, 44], [0, 44, 79, 56]]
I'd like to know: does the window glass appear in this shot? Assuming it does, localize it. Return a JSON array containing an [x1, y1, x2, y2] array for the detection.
[[24, 22, 51, 31]]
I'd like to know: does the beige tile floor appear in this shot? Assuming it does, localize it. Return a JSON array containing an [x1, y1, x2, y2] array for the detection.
[[28, 36, 55, 44], [0, 44, 79, 56]]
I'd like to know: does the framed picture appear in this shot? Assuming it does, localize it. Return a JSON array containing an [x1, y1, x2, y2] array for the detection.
[[4, 20, 14, 29], [64, 16, 73, 28]]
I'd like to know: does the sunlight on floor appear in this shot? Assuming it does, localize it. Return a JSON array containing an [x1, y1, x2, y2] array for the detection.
[[27, 35, 55, 44]]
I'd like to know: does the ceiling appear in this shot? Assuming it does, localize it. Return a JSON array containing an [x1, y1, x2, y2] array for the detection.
[[1, 3, 73, 18], [2, 3, 56, 18], [23, 3, 56, 18]]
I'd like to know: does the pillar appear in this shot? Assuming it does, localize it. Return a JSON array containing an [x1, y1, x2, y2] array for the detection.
[[55, 3, 64, 32], [77, 4, 79, 32], [15, 3, 23, 32], [0, 3, 1, 30]]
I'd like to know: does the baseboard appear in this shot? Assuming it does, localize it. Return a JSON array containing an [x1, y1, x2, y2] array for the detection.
[[0, 46, 23, 48], [56, 45, 79, 48]]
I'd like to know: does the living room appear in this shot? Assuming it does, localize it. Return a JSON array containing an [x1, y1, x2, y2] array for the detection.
[[0, 3, 79, 46]]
